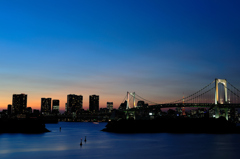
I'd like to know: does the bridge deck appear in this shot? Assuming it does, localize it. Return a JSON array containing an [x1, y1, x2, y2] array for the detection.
[[149, 103, 240, 108]]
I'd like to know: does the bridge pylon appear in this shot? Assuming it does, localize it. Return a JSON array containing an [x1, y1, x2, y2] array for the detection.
[[214, 78, 228, 119], [127, 92, 129, 109], [126, 92, 136, 109], [215, 78, 227, 105]]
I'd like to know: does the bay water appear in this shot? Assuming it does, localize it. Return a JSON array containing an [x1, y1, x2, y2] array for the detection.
[[1, 122, 240, 159]]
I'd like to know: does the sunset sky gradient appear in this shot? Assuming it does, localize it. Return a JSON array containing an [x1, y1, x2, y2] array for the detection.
[[1, 0, 240, 112]]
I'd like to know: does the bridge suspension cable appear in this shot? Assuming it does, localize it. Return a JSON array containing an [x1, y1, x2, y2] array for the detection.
[[226, 87, 239, 98], [184, 87, 215, 103], [134, 93, 160, 105], [122, 79, 240, 108], [227, 81, 240, 93], [121, 94, 127, 103], [224, 81, 240, 103], [168, 80, 215, 104]]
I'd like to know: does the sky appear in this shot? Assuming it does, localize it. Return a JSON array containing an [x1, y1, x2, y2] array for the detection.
[[0, 0, 240, 112]]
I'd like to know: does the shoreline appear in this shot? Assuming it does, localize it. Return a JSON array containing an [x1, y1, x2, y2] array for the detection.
[[102, 117, 240, 134], [0, 119, 50, 133]]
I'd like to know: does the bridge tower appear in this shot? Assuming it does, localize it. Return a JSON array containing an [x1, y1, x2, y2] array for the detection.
[[215, 78, 227, 105], [126, 92, 130, 109], [215, 78, 228, 119], [126, 92, 136, 109], [130, 92, 136, 108]]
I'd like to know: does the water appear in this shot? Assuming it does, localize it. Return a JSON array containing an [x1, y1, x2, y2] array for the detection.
[[1, 122, 240, 159]]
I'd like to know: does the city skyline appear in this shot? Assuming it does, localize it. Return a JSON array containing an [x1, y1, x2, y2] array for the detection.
[[1, 0, 240, 111]]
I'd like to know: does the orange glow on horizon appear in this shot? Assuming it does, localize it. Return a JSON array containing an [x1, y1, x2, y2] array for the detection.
[[0, 94, 124, 112], [0, 90, 170, 112]]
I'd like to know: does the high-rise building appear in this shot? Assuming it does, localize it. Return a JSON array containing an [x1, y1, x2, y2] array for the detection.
[[33, 109, 40, 116], [41, 98, 52, 115], [12, 94, 27, 114], [107, 102, 113, 112], [89, 95, 99, 113], [137, 101, 145, 107], [65, 103, 68, 113], [7, 104, 12, 115], [52, 99, 59, 114], [67, 94, 83, 114], [25, 107, 32, 114]]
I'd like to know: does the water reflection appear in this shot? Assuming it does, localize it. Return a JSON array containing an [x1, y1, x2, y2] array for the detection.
[[0, 122, 240, 159], [0, 146, 70, 155]]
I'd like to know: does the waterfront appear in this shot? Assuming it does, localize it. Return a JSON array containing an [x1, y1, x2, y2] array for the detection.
[[1, 122, 240, 159]]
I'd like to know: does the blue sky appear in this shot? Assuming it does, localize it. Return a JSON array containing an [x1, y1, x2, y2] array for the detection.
[[0, 0, 240, 111]]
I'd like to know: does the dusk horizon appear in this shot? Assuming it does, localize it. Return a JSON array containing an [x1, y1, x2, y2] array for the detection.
[[1, 0, 240, 112]]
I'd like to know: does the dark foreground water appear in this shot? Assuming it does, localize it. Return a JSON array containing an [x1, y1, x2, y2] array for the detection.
[[1, 122, 240, 159]]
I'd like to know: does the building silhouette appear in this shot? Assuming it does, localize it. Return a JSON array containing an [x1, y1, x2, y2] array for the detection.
[[52, 99, 59, 114], [33, 109, 40, 116], [25, 107, 32, 114], [12, 94, 27, 114], [65, 103, 67, 113], [89, 95, 99, 113], [107, 102, 113, 112], [67, 94, 83, 114], [41, 98, 52, 115], [136, 101, 148, 108], [119, 101, 127, 110], [7, 104, 12, 115]]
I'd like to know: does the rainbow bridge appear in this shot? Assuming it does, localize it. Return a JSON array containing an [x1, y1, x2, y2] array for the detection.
[[120, 78, 240, 120]]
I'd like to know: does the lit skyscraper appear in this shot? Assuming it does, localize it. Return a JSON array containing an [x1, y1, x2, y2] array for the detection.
[[12, 94, 27, 114], [41, 98, 52, 115], [52, 99, 59, 114], [67, 94, 83, 114], [89, 95, 99, 113], [107, 102, 113, 112]]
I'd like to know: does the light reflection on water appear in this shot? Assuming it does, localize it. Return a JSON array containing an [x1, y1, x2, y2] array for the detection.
[[0, 122, 240, 159]]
